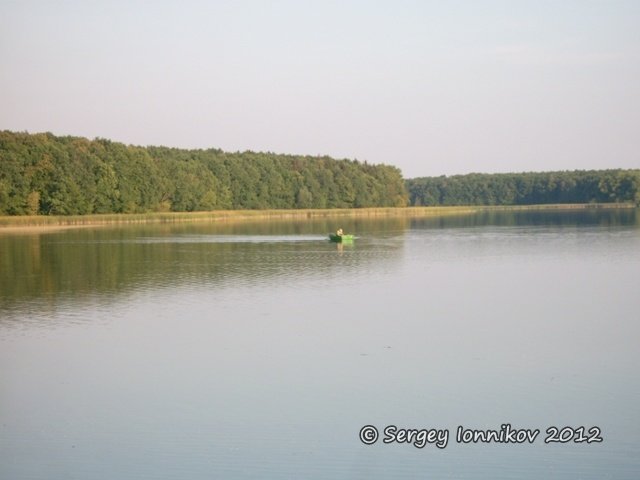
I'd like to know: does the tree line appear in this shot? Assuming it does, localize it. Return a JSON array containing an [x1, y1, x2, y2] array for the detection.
[[1, 131, 638, 215], [0, 131, 407, 215], [406, 170, 640, 207]]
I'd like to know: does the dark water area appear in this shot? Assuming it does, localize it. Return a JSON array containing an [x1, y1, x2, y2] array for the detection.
[[1, 208, 639, 479]]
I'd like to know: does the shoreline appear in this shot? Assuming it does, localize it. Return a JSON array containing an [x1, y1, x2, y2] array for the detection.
[[0, 203, 635, 233]]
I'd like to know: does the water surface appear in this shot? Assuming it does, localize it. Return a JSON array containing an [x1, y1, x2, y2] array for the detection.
[[1, 209, 639, 479]]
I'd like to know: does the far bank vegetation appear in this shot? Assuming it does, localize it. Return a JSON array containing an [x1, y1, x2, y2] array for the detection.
[[406, 170, 639, 206], [1, 131, 638, 216], [0, 131, 407, 215]]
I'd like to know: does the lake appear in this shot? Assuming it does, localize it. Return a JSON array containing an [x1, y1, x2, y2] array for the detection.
[[1, 208, 639, 479]]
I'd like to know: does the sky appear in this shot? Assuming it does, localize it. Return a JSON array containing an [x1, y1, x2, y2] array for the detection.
[[1, 0, 639, 178]]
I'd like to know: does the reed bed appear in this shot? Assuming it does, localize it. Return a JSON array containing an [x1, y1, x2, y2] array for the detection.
[[0, 203, 634, 231]]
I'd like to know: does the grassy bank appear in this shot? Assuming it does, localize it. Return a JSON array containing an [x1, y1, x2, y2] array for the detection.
[[0, 203, 635, 232]]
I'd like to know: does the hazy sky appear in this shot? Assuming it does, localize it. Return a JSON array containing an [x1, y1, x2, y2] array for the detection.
[[1, 0, 638, 177]]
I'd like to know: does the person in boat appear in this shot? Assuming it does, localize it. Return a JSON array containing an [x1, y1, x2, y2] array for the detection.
[[336, 228, 343, 236]]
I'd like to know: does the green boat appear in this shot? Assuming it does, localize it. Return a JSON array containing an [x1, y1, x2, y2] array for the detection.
[[329, 234, 354, 242]]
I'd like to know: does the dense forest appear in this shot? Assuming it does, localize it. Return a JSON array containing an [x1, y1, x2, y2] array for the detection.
[[406, 170, 640, 206], [0, 131, 407, 215], [1, 131, 638, 215]]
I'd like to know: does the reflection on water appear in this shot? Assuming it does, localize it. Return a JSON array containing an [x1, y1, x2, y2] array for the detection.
[[0, 217, 409, 323], [1, 209, 639, 479], [2, 209, 636, 319], [414, 206, 638, 229]]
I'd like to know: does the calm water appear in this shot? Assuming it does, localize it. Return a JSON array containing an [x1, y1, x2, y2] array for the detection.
[[1, 209, 639, 479]]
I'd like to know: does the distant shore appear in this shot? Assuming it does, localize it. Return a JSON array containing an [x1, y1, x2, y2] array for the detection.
[[0, 203, 635, 233]]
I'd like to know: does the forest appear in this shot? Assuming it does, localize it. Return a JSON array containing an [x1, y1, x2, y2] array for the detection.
[[406, 170, 640, 206], [1, 131, 638, 216], [0, 131, 407, 215]]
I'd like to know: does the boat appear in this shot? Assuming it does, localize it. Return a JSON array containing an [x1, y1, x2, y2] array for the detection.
[[329, 233, 354, 242]]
